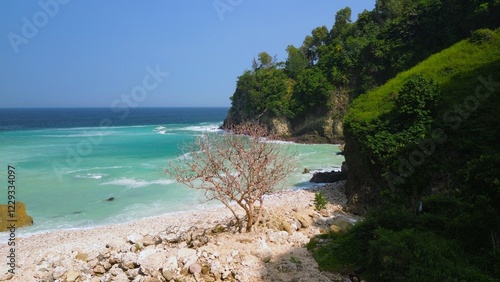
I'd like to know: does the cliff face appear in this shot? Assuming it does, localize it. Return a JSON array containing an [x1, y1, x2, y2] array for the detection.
[[224, 89, 348, 144]]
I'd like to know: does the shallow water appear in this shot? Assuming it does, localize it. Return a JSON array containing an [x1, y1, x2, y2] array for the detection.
[[0, 108, 343, 238]]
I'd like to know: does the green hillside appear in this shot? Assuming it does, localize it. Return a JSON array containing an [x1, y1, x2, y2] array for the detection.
[[311, 29, 500, 281]]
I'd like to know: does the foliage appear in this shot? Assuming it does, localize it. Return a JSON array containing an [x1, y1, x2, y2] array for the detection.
[[313, 192, 328, 211], [228, 0, 500, 126], [166, 122, 296, 232], [224, 1, 500, 277], [317, 29, 500, 280], [310, 205, 496, 281], [293, 67, 333, 116]]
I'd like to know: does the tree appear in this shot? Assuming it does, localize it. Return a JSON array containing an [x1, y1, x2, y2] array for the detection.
[[166, 123, 296, 232], [285, 45, 308, 78], [257, 51, 274, 69], [293, 67, 333, 116]]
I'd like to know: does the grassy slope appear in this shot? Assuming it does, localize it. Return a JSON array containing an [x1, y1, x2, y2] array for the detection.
[[345, 29, 500, 128], [316, 29, 500, 281]]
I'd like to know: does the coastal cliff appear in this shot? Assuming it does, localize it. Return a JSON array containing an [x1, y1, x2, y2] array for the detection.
[[223, 88, 348, 144]]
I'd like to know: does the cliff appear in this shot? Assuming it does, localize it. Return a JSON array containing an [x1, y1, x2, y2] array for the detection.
[[224, 89, 348, 144]]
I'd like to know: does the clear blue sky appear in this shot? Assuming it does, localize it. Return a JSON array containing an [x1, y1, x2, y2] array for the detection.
[[0, 0, 376, 108]]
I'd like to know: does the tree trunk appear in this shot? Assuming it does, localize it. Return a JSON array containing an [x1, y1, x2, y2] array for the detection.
[[245, 202, 254, 232]]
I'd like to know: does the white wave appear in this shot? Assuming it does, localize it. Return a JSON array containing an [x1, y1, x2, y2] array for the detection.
[[74, 173, 108, 179], [101, 178, 176, 189], [182, 124, 223, 133], [66, 166, 129, 174], [259, 138, 296, 144], [39, 131, 119, 138]]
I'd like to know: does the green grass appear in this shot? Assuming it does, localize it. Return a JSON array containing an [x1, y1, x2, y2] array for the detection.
[[314, 29, 500, 281], [345, 28, 500, 128]]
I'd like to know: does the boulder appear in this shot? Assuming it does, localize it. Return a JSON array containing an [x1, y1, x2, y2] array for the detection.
[[93, 265, 106, 275], [294, 210, 313, 228], [310, 170, 347, 183], [329, 217, 353, 233], [75, 252, 88, 262], [127, 234, 143, 244], [121, 252, 139, 269], [65, 270, 80, 282], [163, 256, 178, 272], [189, 263, 202, 274], [0, 201, 33, 231], [346, 204, 366, 216], [162, 269, 173, 280], [268, 231, 289, 244], [251, 238, 272, 263], [138, 250, 168, 277], [177, 248, 198, 268], [142, 234, 160, 246]]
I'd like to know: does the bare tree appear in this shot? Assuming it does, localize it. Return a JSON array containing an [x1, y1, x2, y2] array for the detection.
[[166, 122, 296, 232]]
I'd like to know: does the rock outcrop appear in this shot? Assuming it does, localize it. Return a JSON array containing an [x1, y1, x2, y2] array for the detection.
[[310, 170, 347, 183], [223, 89, 348, 143], [0, 201, 33, 231]]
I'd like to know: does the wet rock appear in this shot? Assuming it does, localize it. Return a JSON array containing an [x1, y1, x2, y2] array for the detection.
[[310, 170, 347, 183]]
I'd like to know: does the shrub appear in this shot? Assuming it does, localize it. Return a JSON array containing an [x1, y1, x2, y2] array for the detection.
[[314, 192, 328, 211], [470, 29, 494, 44]]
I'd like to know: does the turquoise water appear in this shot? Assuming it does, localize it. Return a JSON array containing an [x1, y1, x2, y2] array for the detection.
[[0, 108, 343, 238]]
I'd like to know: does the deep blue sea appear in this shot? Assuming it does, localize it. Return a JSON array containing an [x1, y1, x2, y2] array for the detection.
[[0, 108, 343, 238]]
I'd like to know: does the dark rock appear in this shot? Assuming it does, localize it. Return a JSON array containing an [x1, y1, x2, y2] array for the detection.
[[310, 170, 347, 183], [107, 197, 115, 201]]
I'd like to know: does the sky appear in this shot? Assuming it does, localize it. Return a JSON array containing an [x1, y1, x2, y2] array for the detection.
[[0, 0, 376, 108]]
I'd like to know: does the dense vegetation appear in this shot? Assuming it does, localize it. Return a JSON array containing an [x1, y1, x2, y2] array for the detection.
[[224, 0, 500, 280], [228, 0, 500, 123], [311, 29, 500, 281]]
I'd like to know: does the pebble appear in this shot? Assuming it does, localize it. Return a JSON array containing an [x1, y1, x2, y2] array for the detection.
[[0, 182, 353, 282]]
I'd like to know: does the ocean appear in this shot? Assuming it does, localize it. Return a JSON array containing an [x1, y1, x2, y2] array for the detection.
[[0, 108, 344, 238]]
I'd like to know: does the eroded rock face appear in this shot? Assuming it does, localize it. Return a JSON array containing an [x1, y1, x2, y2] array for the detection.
[[223, 89, 348, 143], [0, 201, 33, 231]]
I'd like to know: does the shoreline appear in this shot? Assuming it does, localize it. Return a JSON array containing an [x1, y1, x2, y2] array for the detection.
[[0, 181, 357, 281], [0, 183, 331, 242]]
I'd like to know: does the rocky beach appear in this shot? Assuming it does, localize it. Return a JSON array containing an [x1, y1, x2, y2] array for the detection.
[[0, 181, 358, 282]]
